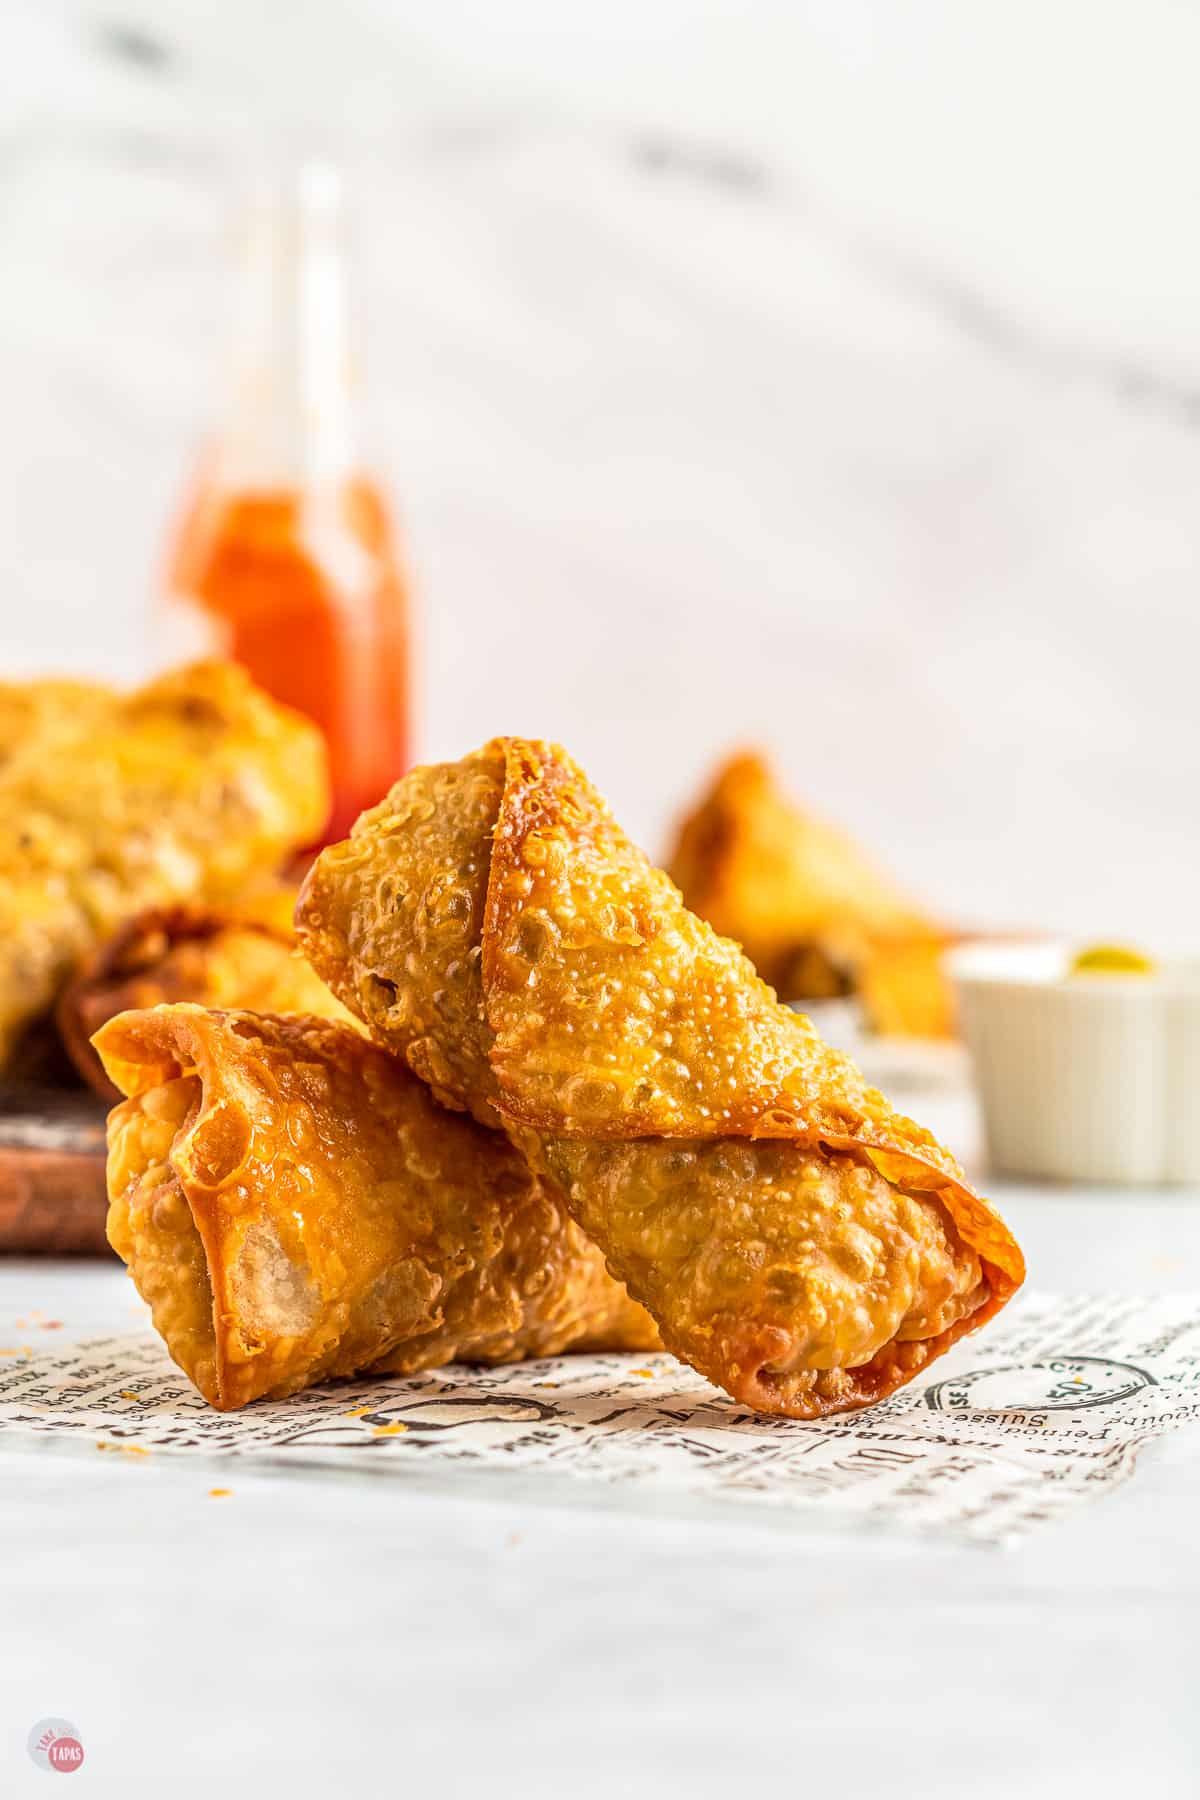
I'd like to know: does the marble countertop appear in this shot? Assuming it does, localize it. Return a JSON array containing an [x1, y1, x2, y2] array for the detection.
[[3, 1167, 1199, 1798]]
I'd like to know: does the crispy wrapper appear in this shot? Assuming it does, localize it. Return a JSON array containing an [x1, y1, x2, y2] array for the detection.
[[0, 677, 116, 772], [0, 661, 328, 1068], [96, 1006, 658, 1410], [856, 930, 960, 1040], [667, 750, 954, 1034], [297, 739, 1024, 1420], [59, 897, 355, 1100]]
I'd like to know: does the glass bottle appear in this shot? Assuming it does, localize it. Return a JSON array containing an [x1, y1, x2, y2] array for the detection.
[[163, 161, 412, 846]]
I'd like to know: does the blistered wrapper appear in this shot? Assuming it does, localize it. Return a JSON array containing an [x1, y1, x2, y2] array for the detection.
[[97, 1006, 657, 1410], [298, 739, 1023, 1420]]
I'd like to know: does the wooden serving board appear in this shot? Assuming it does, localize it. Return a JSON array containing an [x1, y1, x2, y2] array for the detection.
[[0, 1086, 112, 1255]]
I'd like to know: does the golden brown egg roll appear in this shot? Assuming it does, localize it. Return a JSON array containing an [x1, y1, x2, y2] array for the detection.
[[855, 930, 961, 1041], [59, 897, 355, 1100], [0, 661, 328, 1069], [0, 677, 116, 772], [667, 750, 954, 1034], [97, 1005, 658, 1410], [297, 739, 1024, 1420]]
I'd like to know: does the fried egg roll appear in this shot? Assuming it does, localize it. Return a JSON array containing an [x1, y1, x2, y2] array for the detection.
[[97, 1006, 658, 1410], [59, 897, 355, 1100], [0, 661, 328, 1068], [297, 739, 1024, 1420], [0, 676, 117, 772], [667, 750, 954, 1034]]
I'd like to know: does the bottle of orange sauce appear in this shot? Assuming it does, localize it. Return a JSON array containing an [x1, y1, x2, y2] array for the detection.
[[163, 162, 411, 849]]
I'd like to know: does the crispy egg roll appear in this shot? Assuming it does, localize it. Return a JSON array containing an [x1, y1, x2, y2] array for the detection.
[[0, 677, 116, 772], [97, 1006, 658, 1410], [0, 661, 328, 1068], [667, 750, 954, 1034], [59, 898, 355, 1100], [856, 931, 960, 1041], [297, 739, 1024, 1420]]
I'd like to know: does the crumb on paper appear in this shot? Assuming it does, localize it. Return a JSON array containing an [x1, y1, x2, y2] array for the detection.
[[96, 1440, 151, 1457], [119, 1390, 146, 1402], [343, 1406, 372, 1418], [631, 1369, 655, 1378], [371, 1422, 409, 1437], [0, 1346, 33, 1359], [209, 1488, 232, 1499]]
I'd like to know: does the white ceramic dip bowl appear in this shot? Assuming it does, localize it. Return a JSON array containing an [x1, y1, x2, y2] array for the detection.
[[947, 942, 1200, 1185]]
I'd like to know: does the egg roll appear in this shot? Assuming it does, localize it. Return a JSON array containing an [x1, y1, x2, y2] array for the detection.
[[297, 739, 1024, 1420], [0, 677, 116, 772], [59, 896, 355, 1100], [0, 661, 328, 1068], [667, 750, 953, 1034], [97, 1006, 658, 1410]]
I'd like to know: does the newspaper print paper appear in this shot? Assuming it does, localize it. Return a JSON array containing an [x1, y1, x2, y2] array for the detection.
[[2, 1291, 1199, 1544]]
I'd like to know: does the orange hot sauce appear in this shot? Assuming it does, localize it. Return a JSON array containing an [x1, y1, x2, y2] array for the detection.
[[169, 478, 410, 846], [163, 164, 413, 848]]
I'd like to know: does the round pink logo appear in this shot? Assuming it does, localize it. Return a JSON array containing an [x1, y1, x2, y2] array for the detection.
[[27, 1718, 85, 1775], [49, 1738, 84, 1773]]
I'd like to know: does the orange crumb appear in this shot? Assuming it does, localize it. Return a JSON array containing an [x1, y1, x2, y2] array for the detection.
[[119, 1391, 145, 1402], [631, 1369, 655, 1378], [371, 1422, 409, 1437], [209, 1488, 233, 1498], [343, 1406, 373, 1418]]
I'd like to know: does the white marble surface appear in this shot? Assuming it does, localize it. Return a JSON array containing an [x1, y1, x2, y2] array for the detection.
[[2, 2, 1199, 947], [2, 1176, 1200, 1798]]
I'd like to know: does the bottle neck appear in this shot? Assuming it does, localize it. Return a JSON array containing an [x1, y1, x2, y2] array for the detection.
[[216, 162, 359, 495]]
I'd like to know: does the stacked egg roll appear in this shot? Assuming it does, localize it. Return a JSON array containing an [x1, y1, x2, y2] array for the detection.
[[297, 738, 1024, 1419], [60, 893, 354, 1100], [97, 1007, 658, 1409], [0, 677, 116, 772], [0, 661, 328, 1068]]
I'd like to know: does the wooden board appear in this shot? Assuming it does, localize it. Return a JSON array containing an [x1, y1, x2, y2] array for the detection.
[[0, 1087, 111, 1255]]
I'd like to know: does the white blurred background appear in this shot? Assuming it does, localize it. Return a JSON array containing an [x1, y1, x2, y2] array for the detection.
[[2, 1, 1198, 943]]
